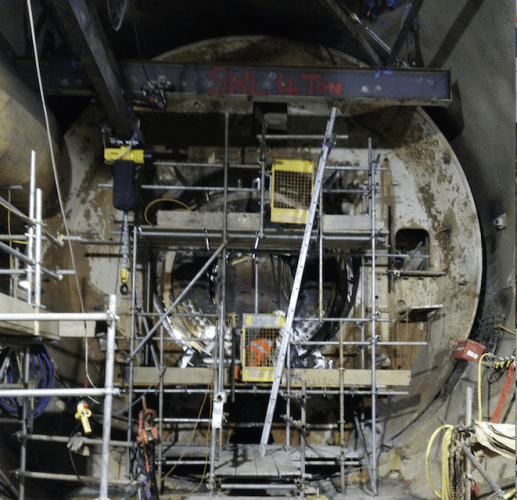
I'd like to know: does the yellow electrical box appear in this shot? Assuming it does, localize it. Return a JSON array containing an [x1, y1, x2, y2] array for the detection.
[[242, 313, 285, 383], [271, 159, 314, 224], [104, 147, 145, 164]]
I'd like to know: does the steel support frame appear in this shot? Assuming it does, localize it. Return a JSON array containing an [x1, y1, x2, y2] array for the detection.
[[387, 0, 427, 66], [46, 0, 136, 139], [319, 0, 383, 66], [119, 111, 421, 497], [0, 153, 119, 500], [1, 299, 119, 500]]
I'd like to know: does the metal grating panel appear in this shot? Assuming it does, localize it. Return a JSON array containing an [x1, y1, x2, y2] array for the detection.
[[242, 314, 284, 382], [271, 159, 314, 224]]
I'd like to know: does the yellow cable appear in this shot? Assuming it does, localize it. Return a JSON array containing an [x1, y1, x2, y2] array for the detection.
[[425, 424, 454, 499], [183, 402, 212, 495], [496, 325, 515, 335], [0, 199, 57, 242], [144, 198, 191, 225], [505, 488, 516, 499], [0, 199, 35, 223], [159, 371, 213, 483], [478, 352, 491, 421]]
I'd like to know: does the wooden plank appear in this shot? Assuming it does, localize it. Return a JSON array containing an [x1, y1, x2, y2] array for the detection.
[[322, 214, 381, 234], [289, 445, 359, 461], [58, 321, 95, 337], [0, 293, 58, 339], [270, 448, 300, 477], [233, 445, 258, 476], [254, 450, 280, 477], [130, 367, 409, 387], [131, 367, 215, 386], [157, 211, 261, 232], [215, 446, 240, 476], [288, 368, 411, 387]]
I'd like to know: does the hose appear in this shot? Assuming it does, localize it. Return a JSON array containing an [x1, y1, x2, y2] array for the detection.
[[478, 352, 492, 421], [425, 424, 454, 500]]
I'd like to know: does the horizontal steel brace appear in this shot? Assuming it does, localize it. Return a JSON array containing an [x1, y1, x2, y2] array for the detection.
[[14, 59, 451, 106]]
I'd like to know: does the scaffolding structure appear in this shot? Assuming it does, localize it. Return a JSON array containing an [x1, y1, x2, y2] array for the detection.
[[0, 154, 122, 500], [0, 108, 429, 499], [125, 108, 425, 496]]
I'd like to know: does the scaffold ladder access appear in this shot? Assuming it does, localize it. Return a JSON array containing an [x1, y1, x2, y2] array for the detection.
[[259, 107, 338, 456]]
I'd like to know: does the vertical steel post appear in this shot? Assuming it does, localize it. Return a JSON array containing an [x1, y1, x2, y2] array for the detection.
[[210, 110, 230, 492], [300, 381, 307, 484], [26, 151, 36, 305], [259, 107, 337, 456], [339, 321, 345, 493], [465, 385, 473, 500], [361, 258, 366, 370], [157, 325, 164, 484], [219, 111, 230, 454], [286, 350, 291, 451], [11, 256, 19, 300], [126, 225, 138, 477], [368, 138, 378, 495], [34, 189, 42, 336], [209, 335, 218, 496], [18, 346, 30, 500], [98, 294, 117, 500], [318, 177, 324, 323], [259, 123, 266, 240]]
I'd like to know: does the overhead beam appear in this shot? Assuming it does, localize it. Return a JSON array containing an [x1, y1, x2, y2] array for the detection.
[[46, 0, 136, 139], [15, 59, 452, 106]]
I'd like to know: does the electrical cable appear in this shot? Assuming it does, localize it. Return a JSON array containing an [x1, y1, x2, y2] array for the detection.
[[114, 226, 124, 296], [0, 346, 55, 418], [477, 352, 492, 421], [425, 424, 454, 500], [107, 0, 129, 32], [67, 422, 120, 494], [181, 414, 212, 496], [26, 0, 98, 393], [491, 361, 515, 424], [0, 199, 62, 246], [110, 367, 166, 418], [495, 324, 515, 335], [69, 427, 97, 490], [159, 372, 213, 484], [144, 198, 191, 225], [130, 4, 155, 84]]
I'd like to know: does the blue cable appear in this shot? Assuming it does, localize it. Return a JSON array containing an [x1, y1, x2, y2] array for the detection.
[[0, 346, 55, 418]]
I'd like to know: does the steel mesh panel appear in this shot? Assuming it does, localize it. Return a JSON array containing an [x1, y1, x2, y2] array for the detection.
[[243, 327, 279, 368], [271, 159, 314, 224], [273, 170, 312, 210]]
